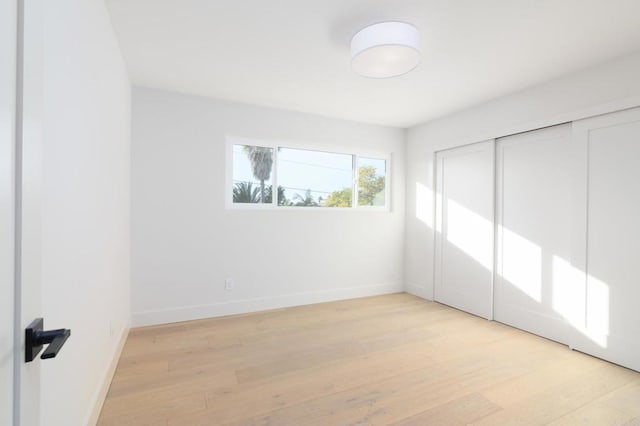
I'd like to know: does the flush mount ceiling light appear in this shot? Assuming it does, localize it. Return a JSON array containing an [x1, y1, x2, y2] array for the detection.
[[351, 21, 420, 79]]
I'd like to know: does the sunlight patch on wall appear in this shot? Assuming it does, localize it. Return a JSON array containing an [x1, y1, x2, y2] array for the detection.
[[446, 199, 493, 270], [501, 228, 542, 302]]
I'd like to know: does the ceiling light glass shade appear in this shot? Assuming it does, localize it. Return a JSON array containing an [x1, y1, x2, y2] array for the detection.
[[351, 22, 420, 78]]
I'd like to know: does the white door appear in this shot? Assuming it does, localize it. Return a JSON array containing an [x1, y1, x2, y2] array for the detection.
[[12, 0, 46, 426], [1, 0, 18, 424], [434, 140, 495, 319], [494, 124, 572, 344], [570, 107, 640, 372]]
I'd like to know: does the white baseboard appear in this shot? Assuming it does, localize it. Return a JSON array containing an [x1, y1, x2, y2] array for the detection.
[[132, 282, 403, 327], [85, 326, 129, 426], [405, 283, 433, 301]]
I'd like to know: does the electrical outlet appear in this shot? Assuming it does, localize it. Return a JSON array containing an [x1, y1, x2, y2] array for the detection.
[[225, 278, 234, 291]]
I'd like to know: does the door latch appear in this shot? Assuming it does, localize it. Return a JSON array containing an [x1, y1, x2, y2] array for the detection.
[[25, 318, 71, 362]]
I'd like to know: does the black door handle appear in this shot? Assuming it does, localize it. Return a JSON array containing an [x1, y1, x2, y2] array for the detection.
[[25, 318, 71, 362]]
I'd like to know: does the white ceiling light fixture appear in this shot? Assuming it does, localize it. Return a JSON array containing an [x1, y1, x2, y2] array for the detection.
[[351, 21, 420, 79]]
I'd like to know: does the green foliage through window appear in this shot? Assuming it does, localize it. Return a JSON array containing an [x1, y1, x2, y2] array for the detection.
[[357, 159, 386, 207]]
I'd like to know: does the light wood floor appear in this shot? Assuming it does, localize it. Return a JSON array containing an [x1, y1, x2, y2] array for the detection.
[[98, 293, 640, 425]]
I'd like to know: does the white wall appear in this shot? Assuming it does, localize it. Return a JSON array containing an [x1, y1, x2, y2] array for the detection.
[[41, 1, 131, 425], [405, 51, 640, 299], [131, 87, 405, 326]]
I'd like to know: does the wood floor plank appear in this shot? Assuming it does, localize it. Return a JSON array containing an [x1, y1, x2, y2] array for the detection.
[[193, 343, 437, 424], [98, 293, 640, 425], [548, 379, 640, 425], [474, 361, 637, 425], [389, 393, 501, 426]]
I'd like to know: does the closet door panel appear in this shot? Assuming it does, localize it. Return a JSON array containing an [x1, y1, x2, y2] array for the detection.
[[495, 124, 572, 344], [434, 141, 494, 319], [571, 107, 640, 372]]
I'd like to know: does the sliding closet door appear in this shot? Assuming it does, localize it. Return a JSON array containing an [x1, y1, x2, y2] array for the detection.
[[571, 107, 640, 372], [494, 124, 572, 344], [434, 141, 494, 319]]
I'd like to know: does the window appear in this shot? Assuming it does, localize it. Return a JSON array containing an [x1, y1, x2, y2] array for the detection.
[[232, 144, 274, 204], [228, 138, 389, 209], [278, 148, 353, 207]]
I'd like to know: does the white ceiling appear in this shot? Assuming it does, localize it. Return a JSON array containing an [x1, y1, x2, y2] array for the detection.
[[106, 0, 640, 128]]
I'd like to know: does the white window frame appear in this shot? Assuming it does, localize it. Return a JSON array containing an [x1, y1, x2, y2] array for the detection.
[[225, 135, 391, 211]]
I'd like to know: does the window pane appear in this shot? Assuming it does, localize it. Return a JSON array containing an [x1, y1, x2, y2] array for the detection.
[[232, 144, 274, 204], [358, 157, 386, 207], [277, 147, 353, 207]]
